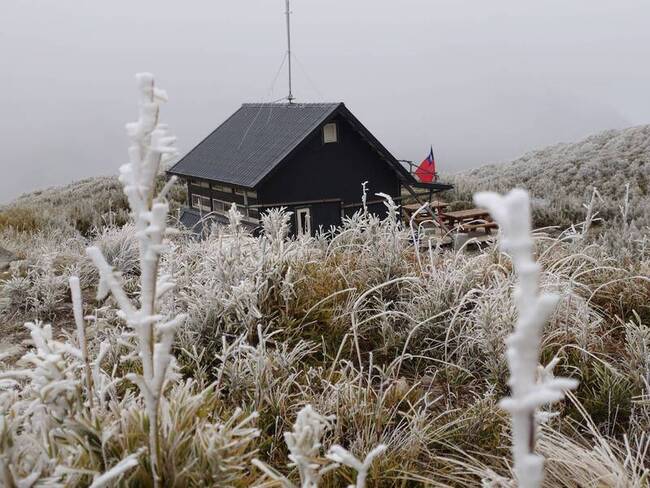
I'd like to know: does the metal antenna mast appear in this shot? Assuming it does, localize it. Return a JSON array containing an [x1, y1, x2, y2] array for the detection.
[[285, 0, 294, 103]]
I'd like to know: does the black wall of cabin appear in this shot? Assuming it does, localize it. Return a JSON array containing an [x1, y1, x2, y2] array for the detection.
[[257, 114, 400, 221]]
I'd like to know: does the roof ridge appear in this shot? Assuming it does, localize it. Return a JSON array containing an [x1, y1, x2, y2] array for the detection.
[[242, 102, 341, 108]]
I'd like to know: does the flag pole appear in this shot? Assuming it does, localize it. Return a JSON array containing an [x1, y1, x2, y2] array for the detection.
[[429, 145, 434, 200]]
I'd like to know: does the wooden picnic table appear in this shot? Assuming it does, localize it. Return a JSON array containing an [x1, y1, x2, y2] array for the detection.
[[440, 208, 490, 223], [402, 200, 449, 213], [402, 201, 449, 221], [402, 200, 451, 229], [440, 208, 497, 234]]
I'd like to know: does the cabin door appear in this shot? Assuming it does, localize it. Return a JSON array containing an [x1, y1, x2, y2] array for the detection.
[[296, 207, 311, 236]]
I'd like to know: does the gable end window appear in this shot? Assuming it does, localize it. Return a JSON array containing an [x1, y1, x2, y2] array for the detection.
[[323, 122, 338, 144]]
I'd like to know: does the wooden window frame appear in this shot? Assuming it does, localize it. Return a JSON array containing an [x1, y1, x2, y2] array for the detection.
[[192, 194, 211, 212], [295, 207, 312, 236], [212, 183, 232, 193], [193, 179, 210, 188], [322, 122, 338, 144], [212, 199, 228, 214]]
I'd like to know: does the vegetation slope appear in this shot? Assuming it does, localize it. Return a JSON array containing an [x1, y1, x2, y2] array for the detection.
[[0, 126, 648, 486]]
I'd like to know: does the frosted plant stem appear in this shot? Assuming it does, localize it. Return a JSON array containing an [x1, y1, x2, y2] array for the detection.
[[620, 182, 630, 225], [69, 276, 94, 409], [475, 189, 578, 488], [87, 73, 184, 488], [582, 187, 601, 237]]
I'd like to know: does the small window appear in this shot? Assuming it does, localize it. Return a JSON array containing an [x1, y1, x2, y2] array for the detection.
[[246, 190, 258, 199], [323, 122, 337, 143], [296, 207, 312, 236], [193, 179, 210, 188], [212, 183, 231, 193], [212, 199, 226, 213], [192, 194, 211, 212]]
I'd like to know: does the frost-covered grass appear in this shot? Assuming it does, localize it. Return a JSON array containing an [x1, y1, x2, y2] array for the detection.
[[0, 78, 648, 486], [1, 195, 647, 485]]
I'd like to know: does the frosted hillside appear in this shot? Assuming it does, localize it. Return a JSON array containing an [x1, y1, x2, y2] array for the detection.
[[464, 124, 649, 199], [449, 125, 650, 228], [10, 176, 123, 207], [0, 176, 185, 236]]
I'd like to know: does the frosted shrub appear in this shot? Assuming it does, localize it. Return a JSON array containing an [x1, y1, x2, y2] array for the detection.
[[1, 259, 68, 318], [0, 321, 88, 486], [92, 223, 139, 278], [216, 326, 315, 410], [254, 404, 385, 488], [166, 204, 320, 357], [2, 321, 83, 422], [267, 404, 336, 486], [26, 263, 69, 317], [1, 274, 31, 315], [330, 194, 411, 283], [461, 277, 517, 379], [327, 444, 387, 488], [624, 313, 650, 387], [0, 231, 93, 318], [261, 206, 293, 247], [167, 228, 265, 349], [546, 289, 604, 354]]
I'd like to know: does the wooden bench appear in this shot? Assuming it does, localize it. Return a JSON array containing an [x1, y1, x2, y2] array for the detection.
[[458, 221, 498, 233]]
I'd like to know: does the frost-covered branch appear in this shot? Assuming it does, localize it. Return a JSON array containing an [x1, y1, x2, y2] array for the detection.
[[284, 405, 336, 487], [69, 276, 94, 408], [253, 405, 336, 487], [327, 444, 386, 488], [582, 187, 602, 237], [89, 448, 145, 488], [474, 189, 578, 488], [85, 73, 185, 487], [254, 405, 385, 488]]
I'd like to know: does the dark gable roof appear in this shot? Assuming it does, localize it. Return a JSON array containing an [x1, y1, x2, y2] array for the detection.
[[167, 102, 417, 189], [168, 103, 340, 188]]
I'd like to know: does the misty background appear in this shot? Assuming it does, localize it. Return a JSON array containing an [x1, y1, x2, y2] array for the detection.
[[1, 0, 649, 203]]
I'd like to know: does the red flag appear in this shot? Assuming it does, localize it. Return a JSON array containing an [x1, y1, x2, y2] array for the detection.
[[415, 147, 436, 183]]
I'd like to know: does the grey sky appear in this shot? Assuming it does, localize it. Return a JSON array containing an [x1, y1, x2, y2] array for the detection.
[[1, 0, 649, 203]]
